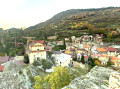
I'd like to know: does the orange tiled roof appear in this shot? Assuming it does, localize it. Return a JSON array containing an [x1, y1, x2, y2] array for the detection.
[[84, 44, 90, 48], [110, 56, 120, 60], [65, 49, 73, 54], [104, 47, 117, 52], [110, 56, 120, 63], [97, 48, 107, 52], [33, 40, 45, 44], [101, 54, 109, 57]]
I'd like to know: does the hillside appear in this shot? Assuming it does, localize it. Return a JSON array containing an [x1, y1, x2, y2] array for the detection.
[[1, 7, 120, 55], [23, 7, 120, 40], [26, 7, 120, 30]]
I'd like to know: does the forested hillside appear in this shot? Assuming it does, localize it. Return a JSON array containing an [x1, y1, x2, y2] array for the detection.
[[24, 7, 120, 39], [26, 7, 120, 30]]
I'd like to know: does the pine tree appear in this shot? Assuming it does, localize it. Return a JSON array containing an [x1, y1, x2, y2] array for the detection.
[[81, 55, 85, 64]]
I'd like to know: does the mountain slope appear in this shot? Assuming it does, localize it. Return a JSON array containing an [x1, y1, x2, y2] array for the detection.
[[26, 7, 120, 30]]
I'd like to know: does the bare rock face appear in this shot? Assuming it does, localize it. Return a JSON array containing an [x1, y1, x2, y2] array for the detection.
[[109, 71, 120, 89], [0, 61, 43, 89], [0, 62, 28, 89], [63, 66, 114, 89]]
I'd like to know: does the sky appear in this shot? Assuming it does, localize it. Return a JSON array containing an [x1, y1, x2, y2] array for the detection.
[[0, 0, 120, 29]]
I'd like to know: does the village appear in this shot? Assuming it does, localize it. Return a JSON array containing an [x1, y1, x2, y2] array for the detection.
[[0, 34, 120, 72]]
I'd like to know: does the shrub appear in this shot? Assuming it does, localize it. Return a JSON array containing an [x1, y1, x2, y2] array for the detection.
[[33, 61, 41, 66], [24, 54, 29, 64], [93, 58, 101, 66], [41, 59, 53, 71], [34, 67, 74, 89]]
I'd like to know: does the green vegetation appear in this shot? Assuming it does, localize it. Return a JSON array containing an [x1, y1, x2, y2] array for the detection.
[[81, 55, 85, 64], [41, 59, 53, 71], [0, 52, 6, 56], [107, 59, 114, 66], [70, 67, 88, 77], [24, 54, 29, 64], [33, 61, 41, 66], [0, 7, 120, 55], [34, 67, 74, 89], [53, 45, 65, 51]]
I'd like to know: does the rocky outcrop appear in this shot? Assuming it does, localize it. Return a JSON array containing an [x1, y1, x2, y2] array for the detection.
[[109, 71, 120, 89], [63, 66, 114, 89], [0, 61, 44, 89]]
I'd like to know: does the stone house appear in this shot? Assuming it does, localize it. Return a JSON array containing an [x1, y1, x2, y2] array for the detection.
[[80, 35, 93, 44], [76, 48, 87, 54], [97, 48, 107, 54], [44, 45, 52, 52], [98, 54, 109, 65], [94, 34, 103, 44], [110, 56, 120, 67], [47, 36, 57, 40], [26, 40, 46, 64], [104, 47, 118, 56], [66, 42, 72, 49]]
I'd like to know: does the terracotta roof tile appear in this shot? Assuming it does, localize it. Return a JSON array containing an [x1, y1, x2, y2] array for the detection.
[[97, 48, 107, 52], [101, 54, 109, 57], [84, 44, 90, 48], [0, 65, 4, 72], [104, 47, 117, 52], [33, 40, 45, 44]]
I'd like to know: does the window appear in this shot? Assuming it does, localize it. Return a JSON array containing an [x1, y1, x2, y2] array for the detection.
[[72, 62, 73, 64], [60, 62, 61, 64], [37, 57, 40, 61]]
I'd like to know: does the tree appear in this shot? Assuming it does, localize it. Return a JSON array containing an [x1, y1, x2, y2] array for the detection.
[[88, 56, 95, 67], [81, 55, 85, 64], [94, 59, 101, 66], [73, 56, 77, 61], [33, 61, 41, 66], [34, 67, 74, 89], [24, 54, 29, 64], [107, 33, 112, 38], [0, 52, 6, 56], [63, 39, 66, 49], [107, 59, 114, 66], [41, 59, 53, 71], [33, 76, 46, 89]]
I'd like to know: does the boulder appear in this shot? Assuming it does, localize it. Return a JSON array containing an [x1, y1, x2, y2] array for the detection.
[[63, 66, 114, 89], [109, 71, 120, 89], [0, 61, 45, 89]]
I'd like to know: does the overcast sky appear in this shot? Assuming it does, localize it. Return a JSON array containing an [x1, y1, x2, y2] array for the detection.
[[0, 0, 120, 29]]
